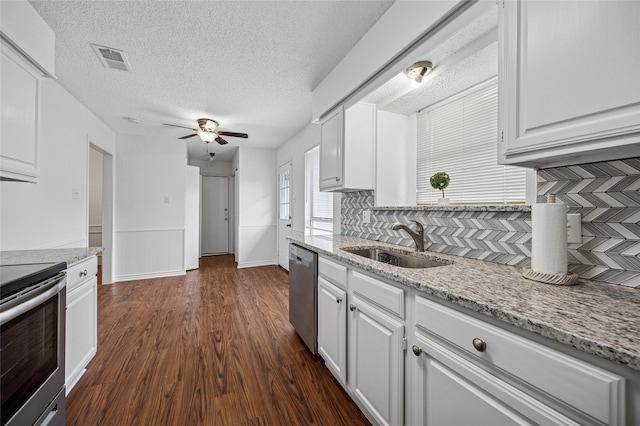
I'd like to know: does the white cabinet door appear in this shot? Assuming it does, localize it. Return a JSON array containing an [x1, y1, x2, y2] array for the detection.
[[319, 106, 344, 190], [317, 276, 347, 385], [0, 41, 41, 182], [498, 1, 640, 168], [348, 295, 404, 426], [65, 276, 98, 394], [410, 333, 578, 426], [319, 103, 375, 191]]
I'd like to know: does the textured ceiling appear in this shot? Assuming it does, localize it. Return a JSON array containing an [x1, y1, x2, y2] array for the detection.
[[29, 0, 394, 161], [363, 4, 498, 115]]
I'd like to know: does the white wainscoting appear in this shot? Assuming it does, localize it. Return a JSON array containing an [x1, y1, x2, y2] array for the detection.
[[237, 225, 277, 269], [115, 228, 185, 282]]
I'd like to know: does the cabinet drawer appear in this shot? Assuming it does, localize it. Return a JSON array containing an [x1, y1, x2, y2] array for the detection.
[[415, 296, 624, 425], [350, 270, 404, 319], [66, 256, 97, 292], [318, 256, 347, 289]]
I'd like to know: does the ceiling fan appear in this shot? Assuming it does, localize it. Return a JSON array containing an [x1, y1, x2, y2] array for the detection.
[[163, 118, 248, 145]]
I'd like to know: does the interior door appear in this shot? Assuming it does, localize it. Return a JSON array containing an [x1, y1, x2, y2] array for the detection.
[[278, 162, 292, 270], [201, 176, 229, 254]]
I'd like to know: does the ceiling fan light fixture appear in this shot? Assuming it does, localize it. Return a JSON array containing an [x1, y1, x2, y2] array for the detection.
[[406, 61, 433, 87], [197, 129, 217, 143]]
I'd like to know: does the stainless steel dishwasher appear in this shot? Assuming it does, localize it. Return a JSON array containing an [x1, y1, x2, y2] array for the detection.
[[288, 243, 318, 354]]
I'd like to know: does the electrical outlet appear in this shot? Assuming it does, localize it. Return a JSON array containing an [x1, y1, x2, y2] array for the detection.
[[363, 210, 371, 224], [72, 188, 80, 200], [567, 213, 582, 244]]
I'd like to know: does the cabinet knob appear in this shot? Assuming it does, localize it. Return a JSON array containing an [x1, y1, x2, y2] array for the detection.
[[472, 338, 487, 352], [335, 177, 340, 182], [336, 297, 342, 304], [349, 304, 356, 312], [80, 270, 88, 277], [412, 345, 423, 357]]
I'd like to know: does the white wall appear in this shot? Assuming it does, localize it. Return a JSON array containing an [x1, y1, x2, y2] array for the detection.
[[276, 123, 342, 234], [0, 78, 116, 250], [114, 134, 186, 280], [188, 158, 233, 176], [235, 147, 277, 268], [376, 111, 417, 206]]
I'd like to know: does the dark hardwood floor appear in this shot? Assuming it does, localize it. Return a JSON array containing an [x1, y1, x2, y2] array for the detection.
[[68, 255, 369, 425]]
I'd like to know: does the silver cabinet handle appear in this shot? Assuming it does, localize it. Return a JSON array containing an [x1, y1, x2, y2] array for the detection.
[[336, 297, 342, 304], [472, 338, 487, 352], [80, 270, 88, 277], [412, 345, 423, 357], [349, 304, 356, 312]]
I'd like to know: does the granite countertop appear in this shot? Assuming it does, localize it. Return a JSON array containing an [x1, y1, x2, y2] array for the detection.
[[1, 247, 102, 267], [372, 204, 531, 212], [288, 233, 640, 373]]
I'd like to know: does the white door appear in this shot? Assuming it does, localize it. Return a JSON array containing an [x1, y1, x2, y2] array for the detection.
[[201, 176, 229, 254], [277, 162, 292, 269], [184, 166, 200, 269]]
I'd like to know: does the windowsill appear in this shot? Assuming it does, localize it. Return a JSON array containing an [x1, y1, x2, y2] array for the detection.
[[371, 204, 531, 212]]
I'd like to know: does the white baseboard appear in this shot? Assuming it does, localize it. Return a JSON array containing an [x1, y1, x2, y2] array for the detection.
[[237, 259, 277, 269], [115, 270, 186, 282]]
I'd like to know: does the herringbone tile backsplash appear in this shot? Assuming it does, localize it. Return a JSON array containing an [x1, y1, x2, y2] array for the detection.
[[341, 158, 640, 288], [537, 158, 640, 287]]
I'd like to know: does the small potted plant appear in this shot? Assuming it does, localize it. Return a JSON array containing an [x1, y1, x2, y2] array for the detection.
[[430, 171, 450, 205]]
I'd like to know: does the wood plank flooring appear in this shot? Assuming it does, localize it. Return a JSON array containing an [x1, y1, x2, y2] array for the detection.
[[67, 255, 369, 425]]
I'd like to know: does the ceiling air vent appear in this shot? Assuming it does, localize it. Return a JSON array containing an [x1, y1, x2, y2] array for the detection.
[[91, 44, 131, 72]]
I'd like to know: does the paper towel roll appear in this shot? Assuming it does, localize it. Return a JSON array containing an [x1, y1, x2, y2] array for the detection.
[[531, 202, 568, 275]]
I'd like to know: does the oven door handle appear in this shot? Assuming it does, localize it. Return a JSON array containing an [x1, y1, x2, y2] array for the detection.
[[0, 278, 63, 325]]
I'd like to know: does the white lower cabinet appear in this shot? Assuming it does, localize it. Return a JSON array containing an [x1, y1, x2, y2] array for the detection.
[[348, 293, 404, 426], [317, 276, 347, 385], [410, 295, 625, 426], [315, 255, 627, 426], [65, 256, 98, 394]]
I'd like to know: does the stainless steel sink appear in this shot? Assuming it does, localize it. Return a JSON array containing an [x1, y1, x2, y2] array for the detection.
[[341, 247, 451, 269]]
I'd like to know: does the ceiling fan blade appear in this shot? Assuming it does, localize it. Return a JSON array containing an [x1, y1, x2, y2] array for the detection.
[[178, 134, 198, 139], [163, 123, 197, 131], [215, 136, 229, 145], [217, 131, 248, 138]]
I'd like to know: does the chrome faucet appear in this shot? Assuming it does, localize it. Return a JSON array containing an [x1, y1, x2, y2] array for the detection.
[[392, 221, 425, 252]]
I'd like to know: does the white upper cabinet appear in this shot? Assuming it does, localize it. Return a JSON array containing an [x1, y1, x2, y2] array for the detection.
[[498, 0, 640, 168], [1, 41, 42, 182], [0, 0, 55, 182], [319, 102, 375, 192]]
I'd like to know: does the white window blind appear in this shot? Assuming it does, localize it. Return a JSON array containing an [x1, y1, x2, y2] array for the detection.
[[305, 146, 333, 233], [416, 80, 526, 204]]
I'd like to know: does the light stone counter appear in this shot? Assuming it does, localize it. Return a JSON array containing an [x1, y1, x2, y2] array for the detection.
[[288, 233, 640, 372], [1, 247, 102, 267]]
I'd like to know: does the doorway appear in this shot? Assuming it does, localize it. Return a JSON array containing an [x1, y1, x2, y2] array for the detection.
[[87, 141, 114, 284], [277, 161, 292, 270], [201, 176, 230, 254]]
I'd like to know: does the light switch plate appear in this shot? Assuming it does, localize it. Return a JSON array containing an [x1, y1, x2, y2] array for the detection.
[[363, 210, 371, 224], [567, 213, 582, 244]]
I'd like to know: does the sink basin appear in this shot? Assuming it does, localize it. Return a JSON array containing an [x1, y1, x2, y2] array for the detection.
[[341, 248, 451, 269]]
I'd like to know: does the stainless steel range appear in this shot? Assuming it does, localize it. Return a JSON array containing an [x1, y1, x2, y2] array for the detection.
[[0, 262, 67, 426]]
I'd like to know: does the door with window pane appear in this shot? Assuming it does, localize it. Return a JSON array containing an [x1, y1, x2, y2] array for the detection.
[[278, 162, 292, 270]]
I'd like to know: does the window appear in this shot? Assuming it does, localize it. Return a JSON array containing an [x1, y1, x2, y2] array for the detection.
[[305, 146, 333, 234], [416, 79, 526, 204], [278, 167, 291, 220]]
